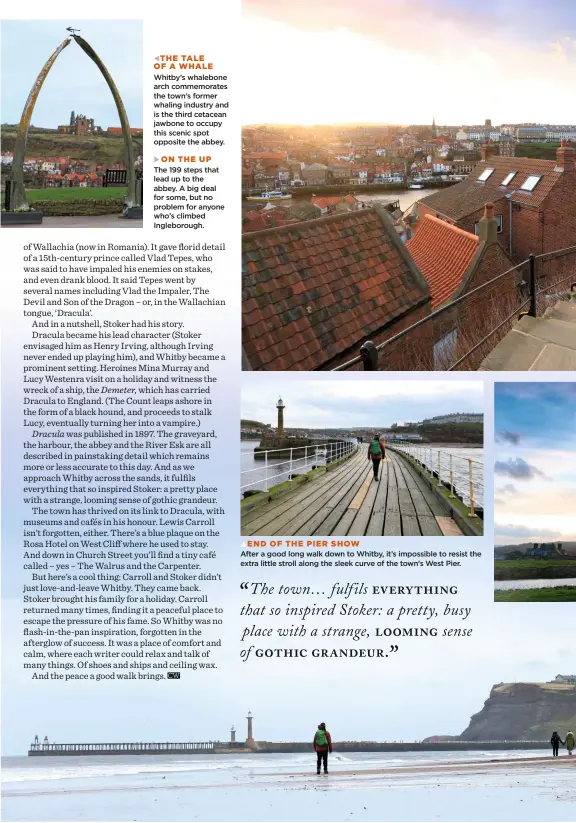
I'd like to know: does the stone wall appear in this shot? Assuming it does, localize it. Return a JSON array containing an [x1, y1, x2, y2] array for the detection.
[[30, 198, 124, 216]]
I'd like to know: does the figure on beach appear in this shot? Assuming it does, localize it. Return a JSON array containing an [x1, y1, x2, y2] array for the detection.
[[550, 730, 563, 756], [313, 722, 332, 774], [367, 434, 386, 481], [565, 730, 574, 755]]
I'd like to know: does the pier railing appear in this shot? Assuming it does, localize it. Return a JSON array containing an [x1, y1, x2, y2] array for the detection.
[[331, 246, 576, 371], [29, 741, 220, 754], [389, 442, 483, 516], [241, 440, 358, 495]]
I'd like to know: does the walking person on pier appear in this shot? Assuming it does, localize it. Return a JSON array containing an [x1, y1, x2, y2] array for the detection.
[[550, 730, 564, 756], [367, 434, 386, 481], [313, 722, 332, 774], [565, 730, 574, 755]]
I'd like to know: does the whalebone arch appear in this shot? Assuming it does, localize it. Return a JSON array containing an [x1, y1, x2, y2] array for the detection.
[[11, 35, 136, 211]]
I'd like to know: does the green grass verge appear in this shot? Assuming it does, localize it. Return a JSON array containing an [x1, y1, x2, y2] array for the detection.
[[495, 586, 576, 602], [27, 187, 127, 202]]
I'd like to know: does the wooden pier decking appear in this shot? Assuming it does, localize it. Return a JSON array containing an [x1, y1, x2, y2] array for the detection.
[[241, 449, 463, 537]]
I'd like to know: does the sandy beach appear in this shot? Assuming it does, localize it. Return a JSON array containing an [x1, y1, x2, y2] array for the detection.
[[2, 751, 575, 822]]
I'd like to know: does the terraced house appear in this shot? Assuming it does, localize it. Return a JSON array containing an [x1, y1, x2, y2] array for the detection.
[[417, 141, 576, 263]]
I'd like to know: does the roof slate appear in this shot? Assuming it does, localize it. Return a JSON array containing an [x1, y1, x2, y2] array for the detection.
[[420, 156, 563, 219], [243, 208, 429, 370]]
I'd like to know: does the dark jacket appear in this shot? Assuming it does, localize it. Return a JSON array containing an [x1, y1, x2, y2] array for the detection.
[[313, 729, 333, 753], [551, 732, 564, 746]]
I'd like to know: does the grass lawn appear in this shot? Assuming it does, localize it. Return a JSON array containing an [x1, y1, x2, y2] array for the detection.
[[495, 558, 576, 580], [494, 558, 576, 580], [27, 187, 127, 202], [495, 586, 576, 602]]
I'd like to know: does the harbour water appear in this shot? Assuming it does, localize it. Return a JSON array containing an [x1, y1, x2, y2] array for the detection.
[[241, 439, 355, 494], [391, 445, 484, 508], [356, 188, 443, 213]]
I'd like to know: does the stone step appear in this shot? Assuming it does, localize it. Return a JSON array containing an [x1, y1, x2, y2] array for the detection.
[[480, 301, 576, 371], [543, 300, 576, 322]]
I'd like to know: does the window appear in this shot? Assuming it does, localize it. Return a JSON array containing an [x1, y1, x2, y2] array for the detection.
[[520, 175, 542, 192], [433, 330, 457, 369], [477, 168, 494, 182], [474, 214, 503, 235], [501, 171, 517, 186]]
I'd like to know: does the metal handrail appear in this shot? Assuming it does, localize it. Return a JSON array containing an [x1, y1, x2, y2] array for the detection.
[[241, 440, 358, 493], [333, 244, 576, 371], [390, 441, 483, 517]]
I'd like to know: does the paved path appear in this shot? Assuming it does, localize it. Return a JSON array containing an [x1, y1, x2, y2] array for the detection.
[[3, 215, 143, 229], [241, 449, 462, 537]]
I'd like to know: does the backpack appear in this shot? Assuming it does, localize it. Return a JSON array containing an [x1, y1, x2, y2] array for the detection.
[[370, 440, 382, 456], [315, 729, 328, 747]]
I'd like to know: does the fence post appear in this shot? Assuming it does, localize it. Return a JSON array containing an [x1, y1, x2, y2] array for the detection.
[[289, 448, 293, 479], [449, 455, 455, 498], [437, 451, 442, 487], [528, 254, 537, 317], [468, 459, 477, 517], [264, 449, 268, 491], [360, 341, 378, 370], [4, 180, 12, 212]]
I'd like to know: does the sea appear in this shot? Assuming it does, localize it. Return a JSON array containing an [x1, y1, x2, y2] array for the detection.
[[3, 749, 569, 823]]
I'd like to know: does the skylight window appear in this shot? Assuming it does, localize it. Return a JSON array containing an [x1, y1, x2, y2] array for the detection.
[[477, 168, 494, 182], [501, 172, 517, 186], [520, 175, 542, 192]]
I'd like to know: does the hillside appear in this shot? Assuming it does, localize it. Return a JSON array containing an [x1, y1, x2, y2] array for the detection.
[[389, 421, 483, 444], [515, 142, 560, 161], [1, 128, 142, 167], [460, 682, 576, 741]]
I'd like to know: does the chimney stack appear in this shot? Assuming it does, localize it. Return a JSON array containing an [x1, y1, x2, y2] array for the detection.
[[556, 140, 576, 175], [481, 140, 496, 162], [477, 202, 498, 245]]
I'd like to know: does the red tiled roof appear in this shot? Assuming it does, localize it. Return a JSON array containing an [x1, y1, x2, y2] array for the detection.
[[243, 214, 268, 232], [406, 215, 479, 307], [420, 155, 564, 219], [242, 207, 429, 370]]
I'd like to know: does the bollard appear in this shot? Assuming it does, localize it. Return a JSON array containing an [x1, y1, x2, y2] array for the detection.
[[468, 459, 477, 517], [449, 455, 455, 498]]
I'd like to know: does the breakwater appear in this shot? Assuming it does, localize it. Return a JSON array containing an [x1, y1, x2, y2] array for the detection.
[[29, 739, 550, 757]]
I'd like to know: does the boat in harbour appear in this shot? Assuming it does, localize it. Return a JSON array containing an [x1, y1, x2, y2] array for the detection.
[[246, 190, 293, 202]]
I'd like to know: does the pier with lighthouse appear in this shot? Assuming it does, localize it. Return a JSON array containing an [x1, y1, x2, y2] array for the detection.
[[29, 710, 549, 756]]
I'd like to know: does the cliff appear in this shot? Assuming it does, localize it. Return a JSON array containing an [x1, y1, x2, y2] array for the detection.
[[460, 682, 576, 741]]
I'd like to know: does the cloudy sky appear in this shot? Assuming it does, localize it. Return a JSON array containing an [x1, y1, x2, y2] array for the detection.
[[243, 0, 576, 124], [1, 20, 142, 128], [242, 376, 483, 428], [494, 382, 576, 544]]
